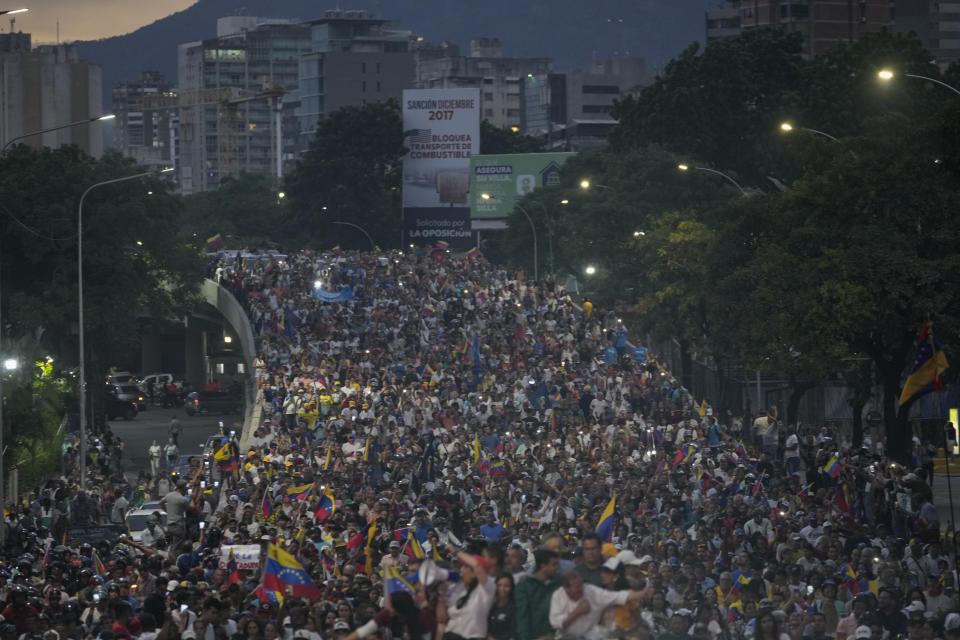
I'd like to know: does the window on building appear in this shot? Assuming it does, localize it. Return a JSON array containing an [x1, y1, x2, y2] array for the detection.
[[582, 85, 620, 94], [582, 104, 612, 114], [361, 62, 367, 73], [376, 80, 381, 92], [362, 80, 367, 93], [237, 363, 246, 374], [216, 363, 225, 375], [376, 62, 381, 74], [484, 108, 494, 116], [483, 92, 494, 101]]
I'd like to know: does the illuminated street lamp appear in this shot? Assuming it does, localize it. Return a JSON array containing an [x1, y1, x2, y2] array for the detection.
[[779, 121, 838, 142], [877, 68, 960, 97], [677, 163, 748, 197], [585, 265, 597, 275], [2, 113, 115, 153]]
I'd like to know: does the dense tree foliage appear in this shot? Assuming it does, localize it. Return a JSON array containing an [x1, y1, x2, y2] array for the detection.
[[493, 30, 960, 458], [0, 146, 205, 409], [283, 100, 405, 250]]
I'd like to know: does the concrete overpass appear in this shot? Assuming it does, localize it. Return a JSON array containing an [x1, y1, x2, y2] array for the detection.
[[137, 279, 259, 444]]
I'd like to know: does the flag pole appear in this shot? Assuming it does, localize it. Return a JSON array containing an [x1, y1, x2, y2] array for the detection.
[[943, 421, 959, 574]]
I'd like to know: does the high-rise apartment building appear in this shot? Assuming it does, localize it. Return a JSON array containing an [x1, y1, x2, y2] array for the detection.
[[112, 71, 178, 171], [705, 1, 893, 56], [521, 58, 648, 150], [177, 18, 311, 194], [295, 9, 414, 149], [0, 33, 105, 156], [895, 0, 960, 67], [415, 38, 552, 130]]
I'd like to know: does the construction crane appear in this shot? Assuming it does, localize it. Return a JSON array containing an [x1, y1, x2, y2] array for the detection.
[[141, 80, 287, 186]]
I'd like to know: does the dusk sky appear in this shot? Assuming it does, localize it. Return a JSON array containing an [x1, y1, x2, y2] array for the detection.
[[7, 0, 195, 43]]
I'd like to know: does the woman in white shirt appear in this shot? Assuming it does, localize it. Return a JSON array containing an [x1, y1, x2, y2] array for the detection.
[[441, 547, 492, 640]]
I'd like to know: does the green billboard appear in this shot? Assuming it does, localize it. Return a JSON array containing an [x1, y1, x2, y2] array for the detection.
[[470, 152, 575, 220]]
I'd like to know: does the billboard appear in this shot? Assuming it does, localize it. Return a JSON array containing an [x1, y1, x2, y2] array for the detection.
[[402, 88, 480, 249], [469, 152, 576, 220]]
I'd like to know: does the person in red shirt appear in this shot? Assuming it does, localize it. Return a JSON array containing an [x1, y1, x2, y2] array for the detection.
[[0, 588, 39, 634]]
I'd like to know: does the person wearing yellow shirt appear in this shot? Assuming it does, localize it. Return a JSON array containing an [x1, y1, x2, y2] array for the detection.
[[583, 299, 593, 319]]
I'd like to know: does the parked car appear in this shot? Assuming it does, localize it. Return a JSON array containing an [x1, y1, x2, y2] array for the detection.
[[124, 508, 167, 543], [184, 390, 242, 416], [107, 382, 146, 412], [104, 386, 138, 421], [170, 454, 203, 480], [107, 371, 137, 384]]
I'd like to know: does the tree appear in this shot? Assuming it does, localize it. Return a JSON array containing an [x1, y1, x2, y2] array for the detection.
[[284, 100, 405, 249], [479, 120, 545, 155], [180, 173, 286, 248], [610, 28, 808, 186], [0, 146, 205, 414]]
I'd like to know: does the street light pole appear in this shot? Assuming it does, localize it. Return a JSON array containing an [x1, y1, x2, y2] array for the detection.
[[514, 204, 539, 282], [878, 69, 960, 97], [330, 221, 376, 251], [779, 122, 839, 142], [677, 164, 749, 197], [77, 168, 170, 489], [1, 114, 115, 153]]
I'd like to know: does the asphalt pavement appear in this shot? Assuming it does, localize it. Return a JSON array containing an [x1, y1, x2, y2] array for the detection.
[[108, 404, 242, 484]]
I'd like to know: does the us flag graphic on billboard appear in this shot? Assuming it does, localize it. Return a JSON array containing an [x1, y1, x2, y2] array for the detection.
[[406, 129, 432, 144]]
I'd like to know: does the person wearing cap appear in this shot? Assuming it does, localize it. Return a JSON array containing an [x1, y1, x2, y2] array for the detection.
[[381, 540, 408, 572], [600, 557, 644, 636], [515, 549, 561, 640], [548, 571, 649, 640]]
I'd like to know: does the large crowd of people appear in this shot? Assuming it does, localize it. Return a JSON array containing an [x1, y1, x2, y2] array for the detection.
[[2, 246, 957, 640]]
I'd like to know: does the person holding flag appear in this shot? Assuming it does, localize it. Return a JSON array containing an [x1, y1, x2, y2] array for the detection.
[[261, 542, 321, 601]]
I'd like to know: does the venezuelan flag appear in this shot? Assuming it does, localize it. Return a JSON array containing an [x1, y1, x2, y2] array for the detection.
[[314, 487, 335, 521], [844, 563, 858, 582], [672, 444, 694, 468], [206, 233, 223, 248], [655, 460, 666, 474], [405, 530, 425, 560], [697, 469, 712, 494], [900, 322, 949, 406], [223, 548, 241, 590], [467, 246, 479, 258], [385, 565, 416, 596], [473, 436, 480, 465], [836, 484, 852, 514], [490, 460, 505, 475], [435, 240, 449, 250], [261, 491, 274, 518], [264, 543, 321, 599], [332, 245, 342, 253], [364, 521, 378, 574], [323, 446, 332, 470], [423, 304, 435, 317], [823, 455, 841, 479], [286, 483, 314, 502], [214, 442, 239, 473], [363, 437, 371, 462], [595, 495, 615, 542], [477, 291, 487, 305]]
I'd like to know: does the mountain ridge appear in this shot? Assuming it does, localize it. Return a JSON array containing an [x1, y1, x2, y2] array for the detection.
[[75, 0, 709, 102]]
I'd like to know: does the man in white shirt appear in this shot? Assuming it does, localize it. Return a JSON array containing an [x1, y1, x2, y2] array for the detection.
[[549, 571, 648, 639]]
